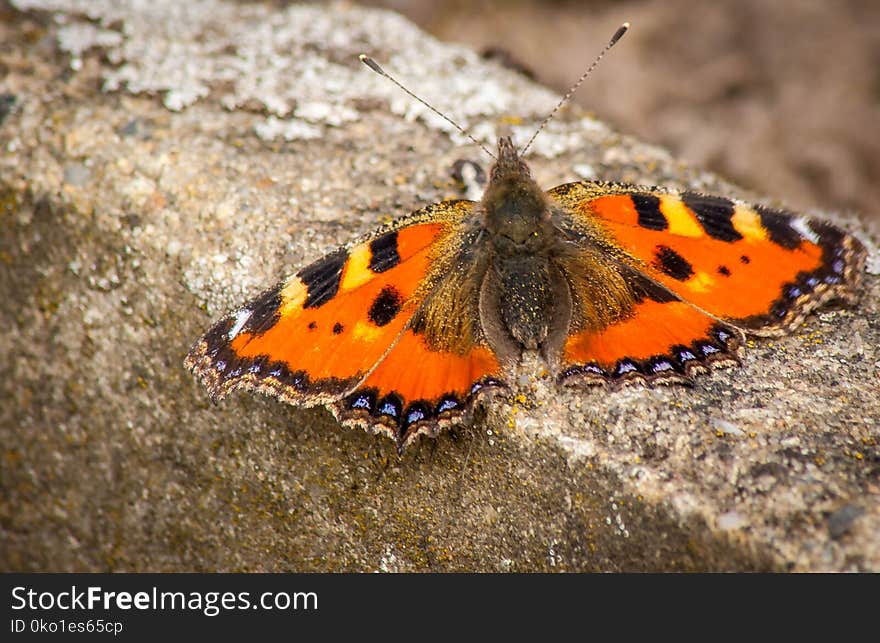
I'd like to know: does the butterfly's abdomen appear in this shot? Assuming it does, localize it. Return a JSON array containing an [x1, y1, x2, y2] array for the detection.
[[495, 255, 558, 350]]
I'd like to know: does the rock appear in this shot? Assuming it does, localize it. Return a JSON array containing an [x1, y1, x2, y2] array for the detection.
[[827, 504, 865, 540], [1, 0, 878, 572]]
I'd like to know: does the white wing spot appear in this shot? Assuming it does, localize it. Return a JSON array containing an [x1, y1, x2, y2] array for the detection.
[[228, 308, 253, 340], [791, 217, 820, 245]]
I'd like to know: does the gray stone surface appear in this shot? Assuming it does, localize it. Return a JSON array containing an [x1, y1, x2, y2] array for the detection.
[[1, 0, 878, 572]]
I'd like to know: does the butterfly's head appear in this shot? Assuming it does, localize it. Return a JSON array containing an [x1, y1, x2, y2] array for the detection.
[[482, 137, 551, 245], [485, 136, 543, 201], [489, 136, 531, 184]]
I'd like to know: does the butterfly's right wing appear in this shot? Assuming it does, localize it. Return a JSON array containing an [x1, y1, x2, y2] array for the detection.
[[548, 181, 864, 386], [551, 181, 865, 335]]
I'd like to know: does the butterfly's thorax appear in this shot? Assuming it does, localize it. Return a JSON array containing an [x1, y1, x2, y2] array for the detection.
[[480, 138, 572, 354]]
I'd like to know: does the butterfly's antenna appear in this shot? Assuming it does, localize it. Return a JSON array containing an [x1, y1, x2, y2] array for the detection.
[[359, 54, 496, 160], [519, 22, 629, 157]]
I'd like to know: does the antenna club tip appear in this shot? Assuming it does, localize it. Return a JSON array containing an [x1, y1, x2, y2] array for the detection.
[[610, 23, 630, 45], [359, 54, 384, 75]]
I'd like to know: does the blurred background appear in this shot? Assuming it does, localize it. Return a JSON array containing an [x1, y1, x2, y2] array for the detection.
[[361, 0, 879, 220]]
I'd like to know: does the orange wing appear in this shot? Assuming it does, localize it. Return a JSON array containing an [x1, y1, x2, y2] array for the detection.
[[185, 200, 506, 451], [550, 182, 865, 336], [559, 271, 742, 386], [333, 328, 504, 451]]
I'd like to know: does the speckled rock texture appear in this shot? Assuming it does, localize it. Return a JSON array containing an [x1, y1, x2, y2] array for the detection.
[[2, 0, 878, 572]]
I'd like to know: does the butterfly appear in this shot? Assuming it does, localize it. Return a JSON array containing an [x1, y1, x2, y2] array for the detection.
[[185, 35, 866, 454]]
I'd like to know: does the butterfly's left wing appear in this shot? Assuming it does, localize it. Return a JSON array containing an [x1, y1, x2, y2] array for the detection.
[[186, 200, 506, 451]]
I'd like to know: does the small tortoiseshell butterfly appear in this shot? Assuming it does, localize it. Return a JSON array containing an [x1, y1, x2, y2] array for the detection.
[[185, 26, 866, 453]]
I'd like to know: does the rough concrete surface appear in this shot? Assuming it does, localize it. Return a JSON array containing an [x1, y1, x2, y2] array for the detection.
[[1, 0, 878, 572]]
